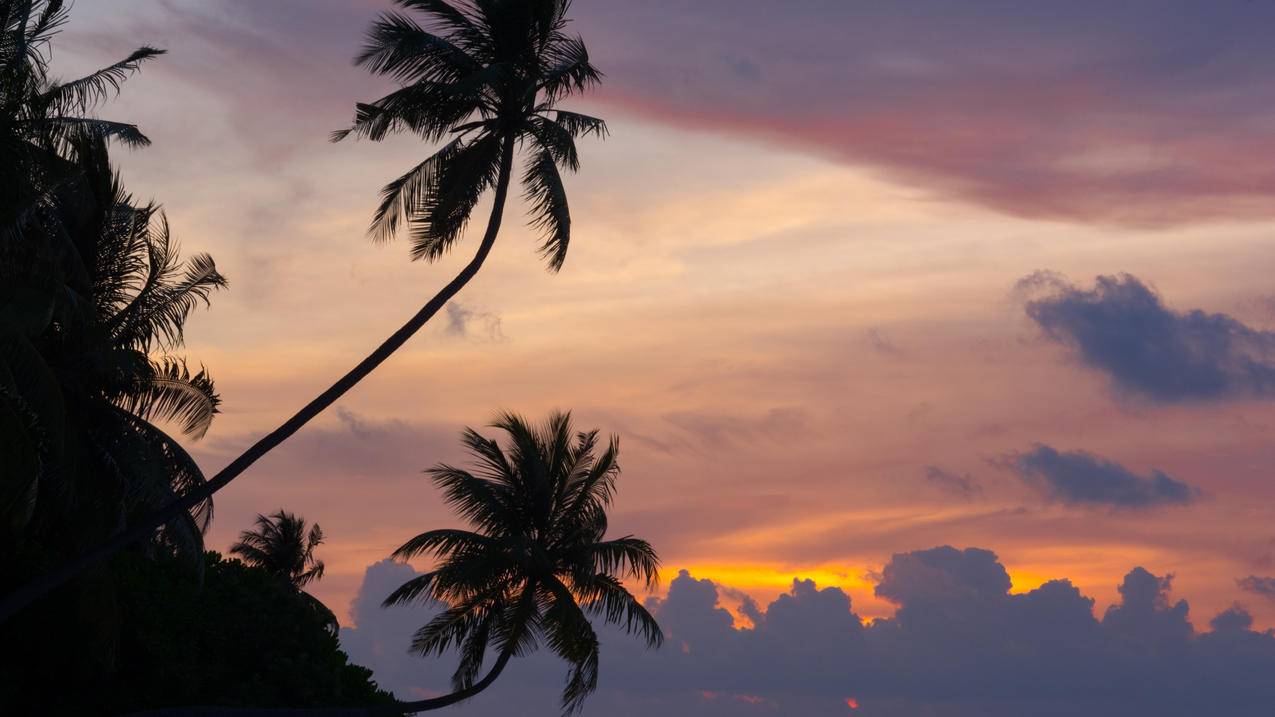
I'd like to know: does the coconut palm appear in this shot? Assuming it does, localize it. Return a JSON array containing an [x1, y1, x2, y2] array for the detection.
[[231, 510, 326, 589], [1, 133, 224, 566], [1, 0, 162, 244], [1, 0, 607, 622], [121, 413, 661, 717], [379, 411, 662, 714]]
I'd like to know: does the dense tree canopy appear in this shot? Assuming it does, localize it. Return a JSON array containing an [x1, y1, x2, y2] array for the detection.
[[0, 551, 394, 715]]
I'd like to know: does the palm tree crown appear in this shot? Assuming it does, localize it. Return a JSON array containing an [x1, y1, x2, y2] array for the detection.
[[231, 510, 326, 589], [335, 0, 606, 270], [385, 411, 662, 714], [2, 0, 163, 242]]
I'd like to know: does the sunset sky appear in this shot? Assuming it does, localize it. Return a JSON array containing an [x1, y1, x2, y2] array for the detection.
[[53, 1, 1275, 714]]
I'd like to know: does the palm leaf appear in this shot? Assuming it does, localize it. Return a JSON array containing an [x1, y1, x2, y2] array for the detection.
[[40, 46, 165, 114], [522, 147, 571, 271]]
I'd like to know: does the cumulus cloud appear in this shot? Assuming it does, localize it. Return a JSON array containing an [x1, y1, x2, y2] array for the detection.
[[340, 546, 1275, 717], [1006, 444, 1199, 509], [1022, 273, 1275, 403]]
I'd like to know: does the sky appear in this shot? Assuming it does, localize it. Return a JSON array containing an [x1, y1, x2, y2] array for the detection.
[[56, 1, 1275, 714]]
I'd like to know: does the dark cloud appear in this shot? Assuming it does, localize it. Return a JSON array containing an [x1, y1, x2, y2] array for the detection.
[[1237, 575, 1275, 601], [1022, 273, 1275, 403], [340, 546, 1275, 716], [1007, 444, 1199, 509], [923, 466, 984, 499]]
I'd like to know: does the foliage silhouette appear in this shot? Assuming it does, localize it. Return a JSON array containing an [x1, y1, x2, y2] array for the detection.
[[0, 137, 224, 568], [0, 0, 607, 623], [1, 0, 162, 244], [232, 510, 339, 635], [140, 412, 663, 717], [0, 551, 394, 715], [232, 510, 328, 589]]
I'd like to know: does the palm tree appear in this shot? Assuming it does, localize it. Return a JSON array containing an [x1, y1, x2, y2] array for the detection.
[[1, 0, 607, 621], [231, 510, 338, 636], [231, 510, 326, 589], [2, 0, 161, 243], [131, 413, 662, 717], [1, 133, 224, 567], [379, 411, 662, 714]]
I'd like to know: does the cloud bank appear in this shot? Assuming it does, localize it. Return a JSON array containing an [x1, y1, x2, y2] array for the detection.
[[341, 546, 1275, 716]]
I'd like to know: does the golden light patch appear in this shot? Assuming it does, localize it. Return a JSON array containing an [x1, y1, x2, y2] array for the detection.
[[673, 562, 874, 592]]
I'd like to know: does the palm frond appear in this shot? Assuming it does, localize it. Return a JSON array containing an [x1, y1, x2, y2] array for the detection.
[[574, 573, 662, 648], [23, 116, 151, 147], [397, 0, 493, 61], [585, 537, 660, 589], [355, 11, 479, 83], [367, 136, 462, 244], [551, 110, 607, 140], [408, 130, 504, 261], [122, 357, 219, 439], [41, 46, 165, 114], [538, 35, 600, 101], [391, 527, 496, 561], [522, 147, 570, 271], [427, 463, 515, 533]]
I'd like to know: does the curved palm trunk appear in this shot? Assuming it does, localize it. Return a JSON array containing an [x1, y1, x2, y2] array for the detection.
[[0, 137, 517, 623], [125, 649, 514, 717]]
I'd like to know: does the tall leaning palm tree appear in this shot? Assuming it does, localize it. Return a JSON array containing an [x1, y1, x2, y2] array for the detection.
[[136, 413, 662, 717], [230, 510, 326, 589], [1, 0, 607, 621]]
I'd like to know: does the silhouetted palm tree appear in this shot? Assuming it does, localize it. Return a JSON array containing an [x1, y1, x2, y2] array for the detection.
[[1, 0, 161, 243], [1, 0, 607, 621], [379, 411, 662, 714], [231, 510, 326, 589], [122, 413, 661, 717], [1, 133, 223, 567]]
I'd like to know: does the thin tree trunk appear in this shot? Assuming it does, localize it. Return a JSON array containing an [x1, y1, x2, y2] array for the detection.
[[0, 137, 517, 623], [124, 649, 515, 717]]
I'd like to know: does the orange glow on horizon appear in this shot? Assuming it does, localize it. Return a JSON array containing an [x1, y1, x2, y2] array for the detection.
[[846, 696, 860, 709], [668, 562, 873, 592]]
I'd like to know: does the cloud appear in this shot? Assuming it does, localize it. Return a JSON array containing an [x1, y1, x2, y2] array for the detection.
[[194, 407, 459, 484], [922, 466, 984, 499], [865, 328, 903, 356], [339, 546, 1275, 716], [1237, 576, 1275, 601], [1007, 444, 1199, 509], [443, 303, 505, 342], [1022, 273, 1275, 403], [72, 1, 1275, 226], [660, 408, 810, 451], [564, 0, 1275, 226]]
